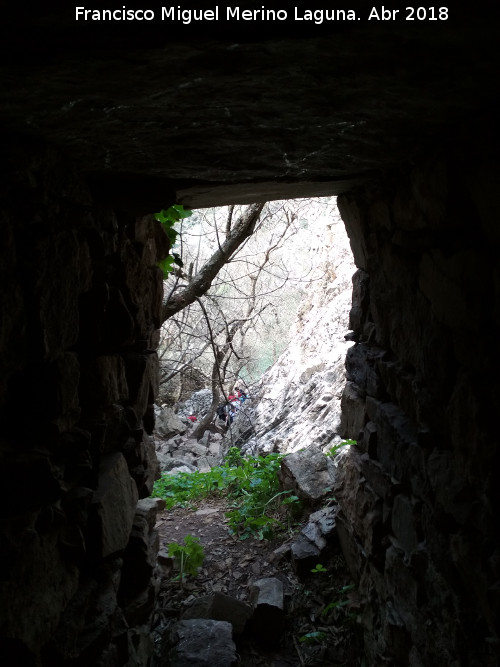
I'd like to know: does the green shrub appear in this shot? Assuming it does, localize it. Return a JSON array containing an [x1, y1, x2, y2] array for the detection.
[[325, 439, 357, 458], [152, 451, 301, 540], [167, 534, 205, 589]]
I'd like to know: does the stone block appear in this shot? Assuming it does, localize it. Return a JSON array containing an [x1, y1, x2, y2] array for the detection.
[[160, 457, 196, 473], [122, 579, 157, 627], [124, 352, 159, 423], [181, 592, 252, 636], [291, 534, 321, 577], [384, 545, 418, 627], [345, 343, 385, 397], [349, 269, 370, 332], [338, 197, 368, 270], [365, 396, 381, 422], [155, 406, 187, 439], [376, 402, 418, 483], [208, 441, 221, 457], [391, 494, 419, 556], [359, 420, 378, 457], [196, 456, 214, 473], [127, 626, 155, 667], [169, 619, 237, 667], [189, 442, 209, 457], [80, 355, 129, 409], [119, 500, 161, 615], [340, 381, 366, 440], [199, 430, 210, 447], [360, 454, 392, 500], [137, 434, 160, 498], [269, 542, 292, 564], [278, 444, 335, 503], [292, 506, 338, 574], [92, 453, 139, 557], [135, 214, 170, 260], [248, 577, 285, 645], [101, 404, 132, 454]]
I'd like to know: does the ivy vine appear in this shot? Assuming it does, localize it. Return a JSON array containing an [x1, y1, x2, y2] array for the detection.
[[155, 204, 192, 278]]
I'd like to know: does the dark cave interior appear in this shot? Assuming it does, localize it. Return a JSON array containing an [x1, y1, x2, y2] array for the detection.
[[0, 6, 499, 665]]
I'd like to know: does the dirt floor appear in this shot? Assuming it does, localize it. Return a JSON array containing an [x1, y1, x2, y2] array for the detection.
[[152, 497, 364, 666]]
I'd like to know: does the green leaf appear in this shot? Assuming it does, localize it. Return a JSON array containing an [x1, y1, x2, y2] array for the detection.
[[167, 534, 205, 580], [152, 452, 293, 541], [299, 631, 327, 644], [162, 225, 177, 244], [154, 209, 171, 223], [172, 252, 184, 267], [158, 255, 174, 278], [322, 599, 350, 615], [155, 204, 192, 224], [311, 563, 327, 573], [341, 583, 356, 592], [170, 204, 192, 219]]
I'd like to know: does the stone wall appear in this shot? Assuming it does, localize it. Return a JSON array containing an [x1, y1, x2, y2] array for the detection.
[[0, 138, 164, 665], [335, 125, 500, 666]]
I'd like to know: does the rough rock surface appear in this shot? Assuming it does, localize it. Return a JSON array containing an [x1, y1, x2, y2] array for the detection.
[[154, 405, 188, 439], [1, 10, 500, 667], [248, 578, 285, 645], [278, 445, 336, 503], [333, 151, 500, 666], [169, 619, 237, 667], [239, 213, 355, 457], [176, 389, 213, 422], [154, 420, 225, 474], [1, 11, 499, 209], [0, 141, 164, 665], [290, 506, 338, 577], [181, 592, 252, 636]]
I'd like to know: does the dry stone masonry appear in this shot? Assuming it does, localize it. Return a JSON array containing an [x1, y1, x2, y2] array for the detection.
[[335, 141, 500, 666], [0, 138, 165, 665]]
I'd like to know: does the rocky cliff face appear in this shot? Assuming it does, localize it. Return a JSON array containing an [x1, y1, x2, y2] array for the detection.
[[241, 208, 355, 456]]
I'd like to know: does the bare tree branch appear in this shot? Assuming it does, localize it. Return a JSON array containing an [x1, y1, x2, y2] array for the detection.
[[162, 202, 265, 322], [226, 204, 235, 236]]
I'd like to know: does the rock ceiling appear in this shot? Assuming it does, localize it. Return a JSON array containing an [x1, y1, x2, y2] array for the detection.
[[1, 6, 499, 210]]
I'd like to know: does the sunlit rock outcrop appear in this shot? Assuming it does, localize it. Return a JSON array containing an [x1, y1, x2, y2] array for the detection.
[[241, 210, 355, 455]]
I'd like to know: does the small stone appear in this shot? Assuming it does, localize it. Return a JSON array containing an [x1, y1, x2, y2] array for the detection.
[[248, 577, 285, 645], [251, 562, 261, 575], [194, 508, 219, 516], [169, 619, 237, 666], [181, 592, 252, 635], [269, 543, 291, 564]]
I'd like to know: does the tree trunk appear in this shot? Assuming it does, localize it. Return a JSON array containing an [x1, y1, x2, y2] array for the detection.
[[191, 349, 224, 440]]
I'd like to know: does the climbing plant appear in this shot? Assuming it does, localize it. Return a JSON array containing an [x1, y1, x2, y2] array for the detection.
[[155, 204, 192, 278]]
